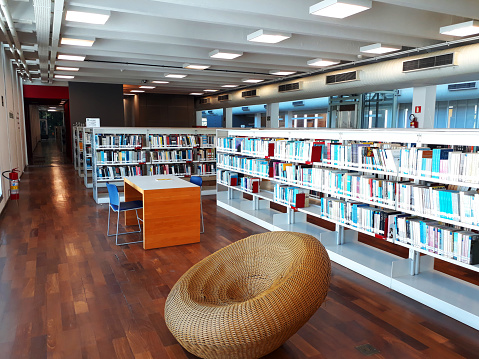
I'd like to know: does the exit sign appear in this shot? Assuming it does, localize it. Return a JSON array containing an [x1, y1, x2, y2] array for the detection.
[[415, 106, 422, 113]]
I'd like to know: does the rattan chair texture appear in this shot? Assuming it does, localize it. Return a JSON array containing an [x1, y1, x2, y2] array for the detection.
[[165, 231, 331, 359]]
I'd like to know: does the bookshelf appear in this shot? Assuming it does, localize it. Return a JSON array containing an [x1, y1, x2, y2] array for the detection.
[[83, 127, 93, 188], [72, 124, 84, 173], [92, 127, 217, 204], [216, 128, 479, 330]]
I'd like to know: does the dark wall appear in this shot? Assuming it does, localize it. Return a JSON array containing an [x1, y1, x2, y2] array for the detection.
[[134, 93, 195, 127], [69, 82, 124, 127]]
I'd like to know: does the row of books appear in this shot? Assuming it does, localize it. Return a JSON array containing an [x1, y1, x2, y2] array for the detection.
[[273, 184, 309, 208], [240, 177, 260, 193], [149, 164, 192, 176], [96, 150, 147, 164], [216, 137, 242, 152], [96, 165, 144, 179], [241, 138, 274, 157], [149, 134, 198, 148], [396, 217, 479, 264], [196, 148, 216, 161], [273, 140, 323, 163], [218, 154, 271, 177], [196, 163, 216, 176], [150, 150, 193, 162], [198, 134, 215, 147], [95, 134, 143, 147], [217, 170, 239, 186]]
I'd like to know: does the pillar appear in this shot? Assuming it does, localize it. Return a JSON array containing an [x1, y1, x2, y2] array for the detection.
[[412, 86, 436, 128], [266, 102, 279, 128], [196, 111, 203, 126], [254, 113, 261, 128], [224, 107, 233, 128], [284, 111, 293, 128]]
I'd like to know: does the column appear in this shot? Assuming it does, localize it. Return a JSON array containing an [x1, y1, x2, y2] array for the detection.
[[224, 107, 233, 128], [196, 111, 203, 126], [254, 113, 261, 128], [266, 102, 279, 128], [284, 111, 293, 128], [412, 86, 436, 128]]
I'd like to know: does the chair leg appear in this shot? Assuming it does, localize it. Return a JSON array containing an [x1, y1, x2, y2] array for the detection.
[[116, 210, 120, 245], [200, 195, 204, 234], [107, 205, 111, 236], [114, 210, 143, 246]]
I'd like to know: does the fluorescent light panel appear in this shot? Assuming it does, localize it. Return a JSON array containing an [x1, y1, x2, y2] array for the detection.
[[131, 90, 144, 93], [152, 80, 169, 84], [360, 43, 400, 54], [309, 0, 372, 19], [307, 58, 340, 66], [203, 89, 218, 92], [189, 93, 204, 96], [56, 66, 79, 71], [183, 63, 210, 70], [165, 74, 187, 78], [269, 70, 296, 76], [61, 37, 95, 47], [58, 54, 85, 61], [139, 86, 155, 89], [221, 85, 238, 88], [209, 49, 243, 60], [242, 79, 264, 83], [54, 74, 75, 79], [124, 93, 135, 96], [440, 20, 479, 36], [65, 10, 110, 25], [247, 29, 291, 44]]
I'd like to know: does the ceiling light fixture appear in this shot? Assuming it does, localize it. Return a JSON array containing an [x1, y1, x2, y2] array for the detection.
[[189, 93, 204, 96], [58, 54, 85, 61], [307, 58, 340, 66], [203, 89, 218, 92], [60, 36, 95, 47], [152, 80, 170, 84], [440, 20, 479, 37], [221, 85, 238, 88], [209, 49, 243, 60], [56, 66, 80, 71], [124, 93, 135, 96], [139, 86, 155, 89], [242, 79, 264, 83], [165, 74, 187, 78], [65, 10, 110, 25], [309, 0, 372, 19], [183, 63, 210, 70], [269, 70, 296, 76], [360, 43, 400, 54], [247, 29, 292, 44], [131, 90, 145, 93], [54, 74, 75, 79]]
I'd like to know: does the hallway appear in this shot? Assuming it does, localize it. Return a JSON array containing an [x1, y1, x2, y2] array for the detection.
[[0, 160, 478, 358]]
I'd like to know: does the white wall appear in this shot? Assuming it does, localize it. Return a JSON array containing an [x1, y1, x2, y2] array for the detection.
[[0, 44, 27, 213]]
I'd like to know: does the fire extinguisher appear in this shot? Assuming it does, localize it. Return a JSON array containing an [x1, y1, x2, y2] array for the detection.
[[2, 168, 19, 200], [409, 114, 419, 128]]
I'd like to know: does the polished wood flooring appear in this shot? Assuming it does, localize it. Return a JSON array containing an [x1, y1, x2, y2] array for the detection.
[[1, 144, 479, 358]]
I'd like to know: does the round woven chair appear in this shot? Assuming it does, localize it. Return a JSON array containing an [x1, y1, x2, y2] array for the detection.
[[165, 231, 331, 359]]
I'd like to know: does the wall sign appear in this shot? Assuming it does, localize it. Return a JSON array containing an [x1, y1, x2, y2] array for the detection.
[[415, 106, 422, 113], [86, 118, 100, 127]]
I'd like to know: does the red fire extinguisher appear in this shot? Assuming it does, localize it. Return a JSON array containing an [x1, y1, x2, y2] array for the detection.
[[409, 114, 419, 128], [2, 168, 19, 200]]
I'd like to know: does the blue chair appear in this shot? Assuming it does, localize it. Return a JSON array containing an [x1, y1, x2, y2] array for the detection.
[[190, 176, 204, 233], [106, 183, 143, 245]]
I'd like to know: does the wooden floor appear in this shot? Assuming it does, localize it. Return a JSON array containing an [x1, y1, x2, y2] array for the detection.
[[1, 142, 479, 359]]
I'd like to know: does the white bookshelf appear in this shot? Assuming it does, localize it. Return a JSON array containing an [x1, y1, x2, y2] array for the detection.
[[83, 127, 93, 188], [72, 124, 84, 172], [216, 128, 479, 330]]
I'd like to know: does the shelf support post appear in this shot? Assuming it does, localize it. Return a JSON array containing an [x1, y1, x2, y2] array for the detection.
[[409, 248, 420, 275], [336, 224, 344, 245]]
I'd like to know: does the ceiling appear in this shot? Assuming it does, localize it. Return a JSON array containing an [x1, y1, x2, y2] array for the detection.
[[2, 0, 479, 95]]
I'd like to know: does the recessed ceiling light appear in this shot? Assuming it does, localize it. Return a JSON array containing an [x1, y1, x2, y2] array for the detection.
[[124, 93, 135, 96], [165, 74, 187, 78], [309, 0, 372, 19], [189, 93, 204, 96], [131, 90, 145, 93], [242, 79, 264, 83], [440, 20, 479, 37], [56, 66, 79, 71], [54, 74, 75, 79], [60, 37, 95, 47], [139, 86, 155, 89], [269, 70, 296, 76], [307, 58, 340, 66], [221, 85, 238, 88], [58, 54, 85, 61], [247, 29, 292, 44], [183, 64, 210, 70], [47, 109, 57, 112], [203, 89, 218, 92], [152, 80, 170, 84], [209, 49, 243, 60], [360, 43, 400, 54], [65, 10, 110, 25]]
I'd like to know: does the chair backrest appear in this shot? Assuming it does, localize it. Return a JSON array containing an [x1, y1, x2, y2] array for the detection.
[[190, 176, 202, 187], [106, 183, 120, 207]]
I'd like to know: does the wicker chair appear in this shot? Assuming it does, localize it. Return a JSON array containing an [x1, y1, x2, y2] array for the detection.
[[165, 231, 331, 359]]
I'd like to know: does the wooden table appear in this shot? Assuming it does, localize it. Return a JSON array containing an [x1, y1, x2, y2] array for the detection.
[[124, 175, 201, 249]]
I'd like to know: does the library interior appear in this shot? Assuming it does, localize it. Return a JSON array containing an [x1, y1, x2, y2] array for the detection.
[[1, 0, 479, 358]]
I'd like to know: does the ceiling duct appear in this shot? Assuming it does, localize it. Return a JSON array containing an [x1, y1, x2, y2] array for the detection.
[[448, 82, 476, 91], [199, 98, 210, 104], [326, 71, 358, 85], [218, 94, 230, 102], [32, 0, 52, 82], [402, 53, 455, 72], [241, 89, 258, 98], [278, 82, 302, 92]]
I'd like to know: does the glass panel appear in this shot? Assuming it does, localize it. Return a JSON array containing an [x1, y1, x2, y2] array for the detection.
[[434, 102, 448, 128]]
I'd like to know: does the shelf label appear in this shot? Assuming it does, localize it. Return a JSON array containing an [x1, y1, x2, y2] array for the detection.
[[86, 118, 100, 127]]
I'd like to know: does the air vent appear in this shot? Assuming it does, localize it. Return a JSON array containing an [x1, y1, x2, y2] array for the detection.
[[218, 94, 230, 102], [292, 101, 304, 107], [241, 89, 258, 98], [448, 82, 476, 91], [242, 107, 249, 111], [403, 53, 455, 72], [198, 98, 210, 104], [278, 82, 302, 93], [326, 71, 357, 85]]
